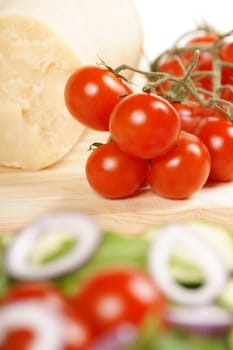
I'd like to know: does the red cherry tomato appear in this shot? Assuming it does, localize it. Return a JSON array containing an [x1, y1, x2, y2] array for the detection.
[[86, 142, 147, 199], [147, 131, 211, 199], [157, 57, 185, 92], [172, 103, 202, 133], [2, 281, 66, 307], [0, 282, 93, 350], [72, 268, 166, 338], [220, 39, 233, 101], [194, 118, 233, 181], [221, 89, 233, 103], [158, 57, 184, 77], [155, 34, 216, 93], [219, 39, 233, 62], [65, 65, 132, 131], [219, 40, 233, 86], [221, 66, 233, 87], [193, 55, 213, 91], [109, 93, 181, 159], [2, 330, 33, 350], [187, 33, 218, 91], [182, 33, 217, 91], [172, 102, 228, 133], [183, 33, 217, 59]]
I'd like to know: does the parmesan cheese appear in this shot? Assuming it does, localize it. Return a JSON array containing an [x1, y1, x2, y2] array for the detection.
[[0, 0, 143, 170]]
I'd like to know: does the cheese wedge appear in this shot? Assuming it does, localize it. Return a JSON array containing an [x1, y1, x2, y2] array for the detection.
[[0, 0, 143, 170]]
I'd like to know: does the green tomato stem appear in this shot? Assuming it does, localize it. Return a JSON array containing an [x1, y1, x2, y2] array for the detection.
[[112, 27, 233, 122]]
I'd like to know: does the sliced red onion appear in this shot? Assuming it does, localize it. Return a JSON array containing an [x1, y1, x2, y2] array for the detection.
[[166, 305, 233, 336], [4, 211, 102, 280], [148, 223, 228, 305], [0, 300, 66, 350], [89, 323, 138, 350]]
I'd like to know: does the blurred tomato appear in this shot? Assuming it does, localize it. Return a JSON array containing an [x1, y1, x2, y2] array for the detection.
[[72, 268, 166, 338], [195, 118, 233, 181]]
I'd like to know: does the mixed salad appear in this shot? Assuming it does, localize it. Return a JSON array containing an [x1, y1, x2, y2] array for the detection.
[[0, 211, 233, 349]]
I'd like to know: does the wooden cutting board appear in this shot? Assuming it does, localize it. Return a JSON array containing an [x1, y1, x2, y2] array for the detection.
[[1, 128, 233, 235]]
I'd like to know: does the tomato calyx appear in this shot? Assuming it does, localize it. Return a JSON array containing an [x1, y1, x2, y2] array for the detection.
[[97, 57, 135, 89], [88, 142, 105, 151], [88, 134, 114, 151]]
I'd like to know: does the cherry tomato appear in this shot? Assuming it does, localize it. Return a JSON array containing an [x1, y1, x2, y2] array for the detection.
[[65, 65, 132, 131], [0, 282, 93, 350], [158, 57, 184, 77], [155, 34, 217, 93], [219, 40, 233, 101], [72, 268, 166, 337], [85, 141, 147, 199], [2, 281, 66, 307], [221, 66, 233, 87], [172, 102, 202, 133], [147, 131, 211, 199], [109, 93, 181, 159], [172, 102, 228, 133], [156, 57, 185, 93], [173, 33, 218, 91], [220, 89, 233, 103], [219, 39, 233, 86], [2, 329, 33, 350], [220, 39, 233, 100], [192, 55, 213, 91], [219, 39, 233, 62], [194, 118, 233, 181], [183, 33, 217, 60], [182, 33, 217, 91], [157, 33, 217, 92]]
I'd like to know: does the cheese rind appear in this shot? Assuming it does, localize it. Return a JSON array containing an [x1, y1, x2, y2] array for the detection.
[[0, 0, 143, 70]]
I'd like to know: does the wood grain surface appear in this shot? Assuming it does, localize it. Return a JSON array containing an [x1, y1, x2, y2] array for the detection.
[[1, 128, 233, 235]]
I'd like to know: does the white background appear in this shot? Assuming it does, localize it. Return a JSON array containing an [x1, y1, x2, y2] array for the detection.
[[134, 0, 233, 60]]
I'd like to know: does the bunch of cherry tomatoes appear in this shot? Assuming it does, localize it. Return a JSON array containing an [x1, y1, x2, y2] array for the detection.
[[65, 28, 233, 200]]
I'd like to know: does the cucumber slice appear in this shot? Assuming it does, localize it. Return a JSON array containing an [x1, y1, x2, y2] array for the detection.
[[4, 211, 103, 280], [29, 231, 77, 264], [145, 221, 233, 285]]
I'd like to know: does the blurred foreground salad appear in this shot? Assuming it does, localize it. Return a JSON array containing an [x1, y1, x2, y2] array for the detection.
[[0, 211, 233, 349]]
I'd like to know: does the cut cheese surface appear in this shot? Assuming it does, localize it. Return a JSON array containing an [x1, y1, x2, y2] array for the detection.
[[0, 102, 22, 168], [0, 0, 143, 170], [0, 15, 83, 170]]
